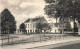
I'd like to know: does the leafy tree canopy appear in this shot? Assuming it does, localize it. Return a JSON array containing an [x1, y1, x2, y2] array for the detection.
[[20, 23, 26, 30], [1, 8, 16, 34], [44, 0, 80, 22]]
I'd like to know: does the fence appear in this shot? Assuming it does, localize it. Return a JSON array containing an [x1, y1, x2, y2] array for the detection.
[[0, 34, 78, 46]]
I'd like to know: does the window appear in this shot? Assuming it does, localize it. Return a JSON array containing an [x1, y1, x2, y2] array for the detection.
[[28, 30, 29, 33], [30, 30, 32, 33], [28, 24, 29, 28], [33, 23, 35, 28], [26, 24, 27, 28], [30, 24, 32, 28]]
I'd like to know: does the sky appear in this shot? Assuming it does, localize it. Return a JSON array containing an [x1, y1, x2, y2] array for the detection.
[[0, 0, 48, 28], [0, 0, 74, 29]]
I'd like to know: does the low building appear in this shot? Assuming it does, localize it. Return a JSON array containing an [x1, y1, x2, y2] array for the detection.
[[18, 16, 69, 34], [24, 17, 47, 34], [49, 23, 59, 33], [24, 19, 36, 34]]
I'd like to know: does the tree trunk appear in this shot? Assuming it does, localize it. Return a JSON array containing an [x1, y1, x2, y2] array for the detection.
[[56, 18, 57, 33], [40, 29, 41, 42], [56, 18, 57, 24], [8, 28, 10, 43], [44, 30, 45, 36], [73, 0, 76, 36], [62, 19, 64, 36], [73, 18, 76, 36]]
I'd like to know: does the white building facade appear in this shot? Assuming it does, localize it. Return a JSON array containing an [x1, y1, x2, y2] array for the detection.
[[24, 17, 47, 34], [24, 22, 36, 34]]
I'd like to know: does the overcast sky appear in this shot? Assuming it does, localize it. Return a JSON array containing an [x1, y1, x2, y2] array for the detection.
[[0, 0, 48, 28], [0, 0, 74, 29]]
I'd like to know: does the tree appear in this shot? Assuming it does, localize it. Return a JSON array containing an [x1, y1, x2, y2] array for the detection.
[[36, 23, 50, 36], [42, 23, 51, 36], [36, 22, 51, 36], [44, 0, 80, 36], [1, 8, 16, 34], [56, 0, 80, 35], [1, 8, 16, 43], [44, 0, 65, 35], [35, 16, 51, 36], [36, 16, 46, 33], [36, 22, 43, 34], [20, 23, 26, 33], [63, 18, 72, 31]]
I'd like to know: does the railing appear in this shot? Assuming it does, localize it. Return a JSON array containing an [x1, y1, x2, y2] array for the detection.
[[0, 34, 79, 46]]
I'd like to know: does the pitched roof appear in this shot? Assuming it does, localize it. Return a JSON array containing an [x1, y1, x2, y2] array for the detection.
[[24, 17, 47, 23], [25, 19, 30, 22]]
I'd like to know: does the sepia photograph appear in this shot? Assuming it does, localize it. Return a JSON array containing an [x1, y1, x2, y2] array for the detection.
[[0, 0, 80, 49]]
